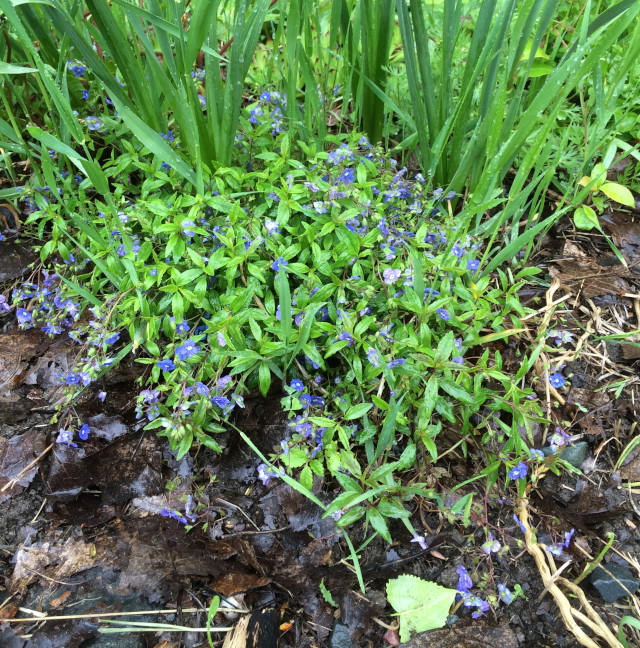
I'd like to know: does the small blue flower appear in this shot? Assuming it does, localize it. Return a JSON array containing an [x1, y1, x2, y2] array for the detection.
[[85, 116, 104, 131], [265, 220, 280, 235], [97, 391, 107, 402], [181, 220, 197, 238], [56, 428, 77, 447], [411, 533, 427, 551], [382, 268, 402, 285], [290, 379, 304, 392], [105, 332, 120, 345], [498, 584, 513, 604], [157, 359, 176, 372], [549, 373, 565, 388], [272, 256, 288, 272], [217, 331, 226, 347], [150, 268, 158, 276], [161, 162, 171, 171], [175, 339, 199, 361], [16, 308, 32, 326], [81, 89, 90, 101], [366, 347, 380, 368], [456, 565, 473, 593], [466, 259, 480, 272], [176, 320, 190, 335], [437, 308, 450, 321], [78, 424, 90, 440], [508, 461, 528, 480]]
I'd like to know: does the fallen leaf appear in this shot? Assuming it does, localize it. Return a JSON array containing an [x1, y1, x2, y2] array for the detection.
[[386, 575, 457, 643], [0, 429, 47, 504]]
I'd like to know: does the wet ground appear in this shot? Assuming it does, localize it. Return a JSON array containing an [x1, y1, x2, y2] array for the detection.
[[1, 209, 640, 647]]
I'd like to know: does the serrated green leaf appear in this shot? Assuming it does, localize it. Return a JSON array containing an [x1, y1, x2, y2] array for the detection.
[[386, 575, 456, 642]]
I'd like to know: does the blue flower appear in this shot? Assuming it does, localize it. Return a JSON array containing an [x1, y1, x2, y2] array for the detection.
[[82, 89, 90, 100], [175, 339, 199, 361], [265, 219, 280, 235], [85, 116, 104, 131], [217, 331, 226, 347], [466, 259, 480, 272], [56, 428, 77, 447], [161, 162, 171, 171], [549, 373, 565, 388], [257, 463, 282, 485], [388, 358, 406, 369], [181, 220, 197, 238], [513, 513, 527, 533], [290, 379, 304, 392], [150, 268, 158, 276], [497, 584, 513, 604], [272, 256, 288, 272], [482, 533, 501, 554], [508, 461, 528, 480], [157, 359, 176, 372], [366, 348, 380, 368], [16, 308, 32, 326], [382, 268, 402, 285], [337, 168, 355, 185], [437, 308, 450, 321], [78, 424, 90, 440], [105, 332, 120, 345], [97, 391, 107, 402], [411, 533, 427, 551], [176, 320, 190, 335], [456, 565, 473, 593]]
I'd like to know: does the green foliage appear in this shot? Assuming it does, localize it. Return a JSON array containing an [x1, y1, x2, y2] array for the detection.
[[16, 108, 543, 545], [386, 575, 457, 641], [396, 0, 640, 204]]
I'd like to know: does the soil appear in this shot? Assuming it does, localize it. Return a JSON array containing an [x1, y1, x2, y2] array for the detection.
[[1, 210, 639, 648]]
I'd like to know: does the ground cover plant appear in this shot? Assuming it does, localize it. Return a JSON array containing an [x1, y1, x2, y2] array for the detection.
[[1, 0, 640, 646]]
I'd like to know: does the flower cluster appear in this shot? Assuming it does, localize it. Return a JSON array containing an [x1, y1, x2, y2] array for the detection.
[[11, 271, 80, 337]]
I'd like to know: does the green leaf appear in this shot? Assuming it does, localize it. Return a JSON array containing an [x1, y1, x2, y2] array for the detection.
[[320, 580, 337, 607], [258, 362, 271, 397], [599, 182, 635, 207], [574, 205, 600, 231], [386, 575, 457, 642], [367, 508, 391, 543], [345, 402, 373, 420], [0, 62, 38, 74]]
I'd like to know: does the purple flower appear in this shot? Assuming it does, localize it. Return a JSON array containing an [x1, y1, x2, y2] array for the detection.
[[382, 268, 402, 285], [456, 565, 473, 593], [232, 392, 245, 408], [257, 463, 281, 486], [56, 428, 77, 447], [97, 391, 107, 402], [290, 378, 304, 392], [513, 513, 527, 533], [85, 116, 104, 131], [16, 308, 32, 326], [175, 339, 199, 361], [217, 331, 226, 347], [157, 359, 176, 372], [366, 348, 380, 368], [265, 219, 280, 235], [82, 89, 90, 100], [549, 373, 565, 388], [411, 533, 428, 551], [508, 462, 528, 480], [466, 259, 480, 272], [482, 533, 501, 554], [498, 584, 513, 604], [78, 424, 90, 440], [388, 358, 406, 369], [337, 332, 353, 346], [331, 509, 344, 521], [436, 308, 450, 321], [211, 395, 230, 410]]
